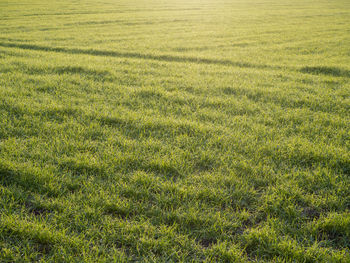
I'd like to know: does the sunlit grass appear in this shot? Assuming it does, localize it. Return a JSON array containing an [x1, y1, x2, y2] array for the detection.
[[0, 0, 349, 262]]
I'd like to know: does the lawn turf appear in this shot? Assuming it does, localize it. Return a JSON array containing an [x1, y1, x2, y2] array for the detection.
[[0, 0, 349, 262]]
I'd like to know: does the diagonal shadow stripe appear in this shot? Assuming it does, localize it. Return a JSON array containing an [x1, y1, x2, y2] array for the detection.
[[0, 41, 279, 70]]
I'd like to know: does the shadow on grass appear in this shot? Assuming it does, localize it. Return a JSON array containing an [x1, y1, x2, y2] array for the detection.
[[0, 165, 57, 197], [300, 66, 350, 78], [0, 42, 278, 69], [41, 66, 111, 80]]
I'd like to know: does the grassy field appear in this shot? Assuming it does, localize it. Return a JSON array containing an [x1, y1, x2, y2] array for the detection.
[[0, 0, 350, 261]]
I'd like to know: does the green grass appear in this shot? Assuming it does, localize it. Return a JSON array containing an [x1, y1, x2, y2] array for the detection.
[[0, 0, 349, 261]]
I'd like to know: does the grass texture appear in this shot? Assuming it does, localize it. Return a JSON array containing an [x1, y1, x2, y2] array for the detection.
[[0, 0, 349, 262]]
